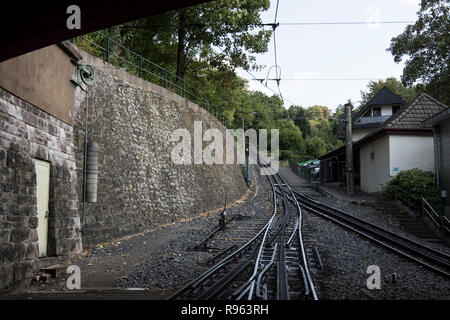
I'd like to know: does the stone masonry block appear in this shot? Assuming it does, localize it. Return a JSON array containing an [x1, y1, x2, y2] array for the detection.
[[9, 228, 30, 242]]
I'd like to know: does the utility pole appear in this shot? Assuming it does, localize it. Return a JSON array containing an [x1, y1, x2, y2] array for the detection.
[[345, 102, 354, 195]]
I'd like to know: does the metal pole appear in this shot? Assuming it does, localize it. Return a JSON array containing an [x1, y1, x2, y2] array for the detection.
[[138, 56, 142, 78], [163, 69, 167, 88], [345, 102, 354, 195], [81, 90, 89, 227], [182, 79, 185, 97], [105, 37, 110, 63]]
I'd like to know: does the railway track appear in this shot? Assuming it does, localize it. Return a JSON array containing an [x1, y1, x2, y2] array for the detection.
[[169, 157, 319, 300], [290, 187, 450, 278], [168, 148, 450, 302]]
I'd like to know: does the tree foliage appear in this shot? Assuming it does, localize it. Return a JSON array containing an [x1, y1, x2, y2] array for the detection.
[[388, 0, 450, 105], [383, 168, 443, 214], [116, 0, 272, 80]]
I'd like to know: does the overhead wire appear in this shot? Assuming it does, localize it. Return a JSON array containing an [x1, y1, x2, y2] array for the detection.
[[277, 20, 414, 26], [271, 0, 284, 105]]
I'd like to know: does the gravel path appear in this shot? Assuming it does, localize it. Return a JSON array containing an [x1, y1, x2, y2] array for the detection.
[[279, 167, 450, 300], [114, 167, 274, 297]]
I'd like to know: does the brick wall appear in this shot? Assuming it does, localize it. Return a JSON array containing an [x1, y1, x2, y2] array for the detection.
[[0, 88, 81, 292]]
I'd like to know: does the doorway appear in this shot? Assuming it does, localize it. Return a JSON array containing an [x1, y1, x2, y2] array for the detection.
[[34, 159, 50, 257]]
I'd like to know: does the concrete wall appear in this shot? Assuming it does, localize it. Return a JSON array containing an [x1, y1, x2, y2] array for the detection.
[[389, 135, 434, 177], [352, 128, 375, 142], [0, 45, 78, 125], [360, 134, 435, 193], [72, 48, 248, 248], [360, 135, 390, 193]]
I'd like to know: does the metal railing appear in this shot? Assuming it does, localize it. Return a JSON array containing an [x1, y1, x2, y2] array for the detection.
[[70, 32, 230, 127], [289, 159, 317, 183], [422, 197, 450, 235], [382, 184, 415, 216], [382, 184, 449, 235]]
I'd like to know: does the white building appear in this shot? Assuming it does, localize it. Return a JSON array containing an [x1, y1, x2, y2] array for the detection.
[[320, 88, 448, 193]]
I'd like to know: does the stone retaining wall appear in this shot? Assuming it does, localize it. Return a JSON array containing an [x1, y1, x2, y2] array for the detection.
[[73, 48, 248, 248]]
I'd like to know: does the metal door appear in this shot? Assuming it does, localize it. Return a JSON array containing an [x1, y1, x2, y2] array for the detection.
[[34, 159, 50, 257]]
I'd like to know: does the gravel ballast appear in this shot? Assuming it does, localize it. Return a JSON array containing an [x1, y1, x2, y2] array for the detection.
[[279, 167, 450, 300]]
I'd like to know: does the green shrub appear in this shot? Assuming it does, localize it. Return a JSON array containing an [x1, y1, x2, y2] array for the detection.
[[383, 168, 443, 215]]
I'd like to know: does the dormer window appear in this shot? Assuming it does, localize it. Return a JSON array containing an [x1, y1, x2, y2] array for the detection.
[[392, 105, 400, 114], [372, 107, 381, 117]]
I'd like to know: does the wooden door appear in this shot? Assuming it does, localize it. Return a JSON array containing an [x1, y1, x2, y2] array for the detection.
[[34, 159, 50, 257]]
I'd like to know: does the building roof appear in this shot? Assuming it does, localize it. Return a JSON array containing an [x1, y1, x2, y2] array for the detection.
[[384, 93, 449, 128], [422, 107, 450, 127], [321, 93, 448, 160], [336, 86, 406, 138], [364, 86, 406, 108]]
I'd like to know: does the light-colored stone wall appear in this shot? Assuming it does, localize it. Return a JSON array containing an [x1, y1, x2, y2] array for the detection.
[[72, 47, 248, 247]]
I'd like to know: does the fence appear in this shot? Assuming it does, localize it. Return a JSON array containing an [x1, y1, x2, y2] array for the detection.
[[422, 198, 450, 235], [289, 159, 314, 182], [382, 184, 450, 235], [381, 185, 413, 216], [70, 32, 230, 127]]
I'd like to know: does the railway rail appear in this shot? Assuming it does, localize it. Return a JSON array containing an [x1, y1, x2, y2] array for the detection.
[[169, 151, 450, 301], [169, 156, 319, 300], [290, 189, 450, 278]]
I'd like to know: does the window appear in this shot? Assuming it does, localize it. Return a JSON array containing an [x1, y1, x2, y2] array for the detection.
[[372, 107, 381, 117], [392, 105, 401, 114]]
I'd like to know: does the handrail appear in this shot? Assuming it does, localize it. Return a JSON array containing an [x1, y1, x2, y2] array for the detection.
[[422, 197, 441, 228], [422, 197, 450, 234], [382, 184, 416, 214], [443, 216, 450, 234], [71, 31, 230, 128]]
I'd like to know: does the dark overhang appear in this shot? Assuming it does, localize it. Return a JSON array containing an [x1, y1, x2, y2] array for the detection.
[[0, 0, 212, 62], [422, 108, 450, 127]]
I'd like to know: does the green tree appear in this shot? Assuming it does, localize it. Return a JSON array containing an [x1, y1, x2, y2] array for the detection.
[[140, 0, 272, 80], [383, 168, 444, 214], [276, 119, 305, 155], [306, 105, 330, 120], [305, 136, 327, 158], [289, 105, 310, 138], [388, 0, 450, 105]]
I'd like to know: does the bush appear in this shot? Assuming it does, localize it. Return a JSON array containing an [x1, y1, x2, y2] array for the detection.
[[383, 168, 443, 215]]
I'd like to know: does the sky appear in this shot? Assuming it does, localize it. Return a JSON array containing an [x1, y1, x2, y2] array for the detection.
[[236, 0, 421, 112]]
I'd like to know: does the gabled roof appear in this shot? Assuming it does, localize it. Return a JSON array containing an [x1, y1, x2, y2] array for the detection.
[[336, 86, 406, 138], [384, 93, 449, 128], [364, 86, 406, 108], [352, 86, 406, 123]]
